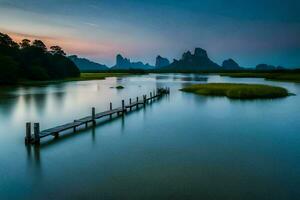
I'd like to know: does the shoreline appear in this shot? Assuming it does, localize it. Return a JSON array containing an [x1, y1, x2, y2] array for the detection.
[[0, 73, 134, 87], [217, 72, 300, 83], [1, 71, 300, 87]]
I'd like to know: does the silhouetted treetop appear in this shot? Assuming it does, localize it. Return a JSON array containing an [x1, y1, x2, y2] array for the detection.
[[20, 39, 31, 49], [0, 33, 19, 48], [50, 45, 66, 56], [32, 40, 47, 52], [0, 32, 80, 84]]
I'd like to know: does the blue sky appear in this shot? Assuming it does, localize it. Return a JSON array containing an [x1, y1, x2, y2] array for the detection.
[[0, 0, 299, 67]]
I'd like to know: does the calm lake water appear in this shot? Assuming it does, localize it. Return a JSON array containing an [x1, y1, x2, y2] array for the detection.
[[0, 74, 299, 200]]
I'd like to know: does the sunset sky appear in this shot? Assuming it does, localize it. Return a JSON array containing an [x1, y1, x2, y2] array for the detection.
[[0, 0, 299, 67]]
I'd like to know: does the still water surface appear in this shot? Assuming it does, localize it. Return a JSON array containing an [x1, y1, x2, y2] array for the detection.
[[0, 74, 299, 199]]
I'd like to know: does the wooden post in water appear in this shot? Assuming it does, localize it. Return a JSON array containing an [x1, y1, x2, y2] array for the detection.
[[129, 98, 132, 111], [150, 92, 152, 102], [92, 107, 96, 126], [122, 100, 125, 114], [34, 123, 40, 144], [25, 122, 31, 144], [110, 102, 112, 118], [136, 97, 139, 109], [143, 95, 146, 106]]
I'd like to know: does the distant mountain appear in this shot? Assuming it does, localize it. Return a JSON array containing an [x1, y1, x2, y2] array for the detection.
[[69, 55, 108, 71], [111, 54, 154, 70], [155, 55, 170, 68], [163, 48, 220, 71], [256, 64, 276, 70], [222, 58, 242, 70], [255, 64, 287, 71]]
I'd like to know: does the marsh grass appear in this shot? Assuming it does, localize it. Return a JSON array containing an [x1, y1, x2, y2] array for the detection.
[[69, 73, 129, 81], [181, 83, 290, 99]]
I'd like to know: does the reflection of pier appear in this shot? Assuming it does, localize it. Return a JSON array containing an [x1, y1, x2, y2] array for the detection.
[[25, 88, 170, 145], [26, 144, 41, 170]]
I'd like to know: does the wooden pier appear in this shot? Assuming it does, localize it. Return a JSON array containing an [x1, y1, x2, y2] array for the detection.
[[25, 87, 170, 145]]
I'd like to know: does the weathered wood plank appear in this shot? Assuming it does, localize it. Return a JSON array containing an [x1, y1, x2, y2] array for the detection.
[[27, 88, 169, 144]]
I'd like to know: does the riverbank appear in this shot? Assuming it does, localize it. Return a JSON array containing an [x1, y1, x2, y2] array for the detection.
[[219, 71, 300, 83], [10, 73, 131, 86], [181, 83, 290, 99]]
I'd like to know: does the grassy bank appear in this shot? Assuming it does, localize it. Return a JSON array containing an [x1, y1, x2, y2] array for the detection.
[[219, 72, 300, 83], [181, 83, 290, 99], [16, 73, 130, 86], [67, 73, 130, 81]]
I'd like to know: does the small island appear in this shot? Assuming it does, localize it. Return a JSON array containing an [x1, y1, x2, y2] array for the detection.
[[110, 85, 125, 89], [180, 83, 290, 99], [116, 85, 124, 89]]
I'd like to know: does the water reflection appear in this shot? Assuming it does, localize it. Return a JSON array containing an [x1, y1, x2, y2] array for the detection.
[[121, 115, 125, 133], [0, 74, 299, 199], [26, 144, 42, 174], [154, 73, 208, 83], [91, 127, 96, 144]]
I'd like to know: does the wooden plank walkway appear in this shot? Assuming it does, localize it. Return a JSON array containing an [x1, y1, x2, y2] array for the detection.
[[25, 87, 170, 145]]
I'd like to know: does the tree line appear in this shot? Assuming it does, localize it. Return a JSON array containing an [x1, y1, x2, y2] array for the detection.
[[0, 32, 80, 84]]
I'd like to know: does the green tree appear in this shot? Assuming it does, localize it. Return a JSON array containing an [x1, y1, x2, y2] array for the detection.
[[27, 65, 50, 80], [50, 45, 66, 56], [0, 32, 80, 84], [0, 32, 19, 48], [20, 39, 31, 49], [32, 40, 47, 52], [0, 55, 18, 83]]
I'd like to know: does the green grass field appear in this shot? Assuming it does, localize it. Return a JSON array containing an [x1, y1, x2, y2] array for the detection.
[[68, 73, 129, 81], [181, 83, 290, 99], [219, 72, 300, 83]]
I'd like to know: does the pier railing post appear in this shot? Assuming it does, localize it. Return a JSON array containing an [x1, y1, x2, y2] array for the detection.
[[143, 95, 146, 106], [110, 102, 112, 118], [34, 123, 40, 144], [136, 97, 139, 109], [129, 98, 132, 111], [150, 92, 152, 101], [122, 100, 125, 114], [25, 122, 31, 144], [92, 107, 96, 126]]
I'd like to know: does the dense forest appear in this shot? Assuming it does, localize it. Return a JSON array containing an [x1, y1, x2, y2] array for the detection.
[[0, 32, 80, 84]]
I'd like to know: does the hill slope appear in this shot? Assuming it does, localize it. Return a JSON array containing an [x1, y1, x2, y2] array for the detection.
[[163, 48, 220, 71], [69, 55, 108, 71]]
